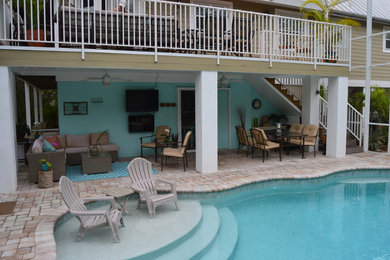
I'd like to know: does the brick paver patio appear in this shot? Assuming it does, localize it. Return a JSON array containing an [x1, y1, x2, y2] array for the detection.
[[1, 150, 390, 259]]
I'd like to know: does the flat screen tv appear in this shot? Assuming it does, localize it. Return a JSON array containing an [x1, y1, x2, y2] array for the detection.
[[128, 114, 154, 132], [126, 89, 159, 112]]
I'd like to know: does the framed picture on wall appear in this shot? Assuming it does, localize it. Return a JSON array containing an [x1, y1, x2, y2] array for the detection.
[[64, 102, 88, 115]]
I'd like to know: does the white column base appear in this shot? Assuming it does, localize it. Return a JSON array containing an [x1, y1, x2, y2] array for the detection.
[[326, 76, 348, 158], [0, 66, 18, 193], [195, 71, 218, 173]]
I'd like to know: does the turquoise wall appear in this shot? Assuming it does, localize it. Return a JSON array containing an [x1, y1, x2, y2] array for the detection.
[[58, 80, 279, 157]]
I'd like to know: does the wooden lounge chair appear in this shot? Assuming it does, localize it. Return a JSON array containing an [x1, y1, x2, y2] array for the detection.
[[250, 128, 281, 162], [59, 176, 124, 242], [127, 158, 178, 217], [161, 131, 192, 172], [288, 124, 319, 157], [140, 125, 171, 162], [235, 126, 254, 157]]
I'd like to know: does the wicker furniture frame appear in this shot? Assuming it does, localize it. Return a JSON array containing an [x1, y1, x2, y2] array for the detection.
[[81, 152, 112, 175]]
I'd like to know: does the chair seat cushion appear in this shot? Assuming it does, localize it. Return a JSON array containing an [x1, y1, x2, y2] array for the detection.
[[288, 139, 316, 146], [141, 142, 157, 148], [265, 141, 280, 150], [90, 144, 120, 152], [65, 146, 90, 154], [149, 193, 176, 204], [162, 148, 184, 157]]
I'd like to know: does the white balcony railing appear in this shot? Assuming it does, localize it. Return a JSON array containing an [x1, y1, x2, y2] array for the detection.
[[1, 0, 351, 66]]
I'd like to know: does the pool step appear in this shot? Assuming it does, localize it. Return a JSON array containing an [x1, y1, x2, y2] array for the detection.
[[154, 205, 220, 260], [197, 207, 239, 260]]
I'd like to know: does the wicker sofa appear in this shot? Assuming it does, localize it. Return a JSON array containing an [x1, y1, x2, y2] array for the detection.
[[26, 132, 120, 183]]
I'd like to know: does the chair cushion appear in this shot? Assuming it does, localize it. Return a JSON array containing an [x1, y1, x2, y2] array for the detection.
[[289, 139, 316, 146], [162, 148, 184, 157], [89, 144, 120, 152], [58, 135, 67, 148], [65, 147, 90, 154], [290, 123, 304, 134], [44, 136, 60, 149], [42, 139, 57, 152], [302, 124, 319, 143], [90, 132, 109, 145], [66, 134, 90, 147], [265, 141, 280, 150], [141, 142, 157, 148]]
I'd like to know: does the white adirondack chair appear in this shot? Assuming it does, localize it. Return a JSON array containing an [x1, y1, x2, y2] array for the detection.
[[59, 176, 124, 242], [127, 158, 179, 217]]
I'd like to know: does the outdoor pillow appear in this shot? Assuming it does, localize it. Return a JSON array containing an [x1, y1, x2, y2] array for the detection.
[[90, 132, 109, 145], [45, 136, 61, 149], [58, 135, 67, 148], [32, 139, 43, 153], [66, 134, 89, 147], [42, 139, 56, 152]]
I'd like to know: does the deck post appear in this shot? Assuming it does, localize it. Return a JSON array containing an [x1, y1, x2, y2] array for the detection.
[[302, 76, 320, 151], [326, 76, 348, 158], [195, 71, 218, 173], [0, 66, 18, 193]]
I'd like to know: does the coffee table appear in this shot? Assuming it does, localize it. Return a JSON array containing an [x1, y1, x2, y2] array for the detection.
[[102, 187, 134, 215], [81, 152, 112, 175]]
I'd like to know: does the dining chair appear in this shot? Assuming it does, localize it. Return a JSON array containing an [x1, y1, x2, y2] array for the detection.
[[161, 131, 192, 171], [140, 126, 171, 162], [250, 128, 281, 162], [235, 126, 254, 157]]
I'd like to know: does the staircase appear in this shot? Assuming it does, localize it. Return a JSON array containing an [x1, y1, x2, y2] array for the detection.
[[134, 205, 239, 260], [265, 78, 302, 110]]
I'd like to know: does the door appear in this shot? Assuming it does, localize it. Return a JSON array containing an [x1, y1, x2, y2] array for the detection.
[[179, 89, 196, 150]]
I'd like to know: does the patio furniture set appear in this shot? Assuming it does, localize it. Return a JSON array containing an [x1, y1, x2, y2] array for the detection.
[[236, 123, 319, 162], [59, 157, 178, 242]]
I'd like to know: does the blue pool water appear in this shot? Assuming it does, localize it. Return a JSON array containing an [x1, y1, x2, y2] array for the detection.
[[184, 170, 390, 260]]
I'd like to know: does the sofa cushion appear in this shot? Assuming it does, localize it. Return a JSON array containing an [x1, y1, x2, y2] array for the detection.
[[90, 144, 120, 152], [44, 136, 60, 149], [42, 139, 56, 152], [58, 135, 66, 148], [65, 147, 90, 154], [66, 134, 90, 147], [32, 139, 43, 153], [90, 132, 109, 145]]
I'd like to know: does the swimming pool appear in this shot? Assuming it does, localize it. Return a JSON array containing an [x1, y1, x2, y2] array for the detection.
[[56, 169, 390, 259]]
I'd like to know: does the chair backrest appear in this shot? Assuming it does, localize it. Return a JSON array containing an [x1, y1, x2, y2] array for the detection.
[[302, 124, 319, 143], [250, 128, 269, 147], [127, 158, 157, 195], [236, 126, 250, 146], [156, 126, 171, 140], [290, 123, 304, 134], [59, 176, 88, 223], [180, 131, 192, 155]]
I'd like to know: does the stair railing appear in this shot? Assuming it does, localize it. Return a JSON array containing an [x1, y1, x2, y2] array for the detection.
[[319, 96, 328, 129], [274, 78, 302, 107], [347, 103, 363, 146], [275, 77, 303, 101]]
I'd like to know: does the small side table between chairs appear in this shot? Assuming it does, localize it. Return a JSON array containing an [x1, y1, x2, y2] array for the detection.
[[102, 187, 134, 215]]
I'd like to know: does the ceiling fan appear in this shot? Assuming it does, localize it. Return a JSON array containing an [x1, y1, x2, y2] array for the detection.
[[84, 71, 132, 87]]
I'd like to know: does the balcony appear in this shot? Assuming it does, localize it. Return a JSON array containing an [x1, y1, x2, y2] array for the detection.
[[0, 0, 351, 67]]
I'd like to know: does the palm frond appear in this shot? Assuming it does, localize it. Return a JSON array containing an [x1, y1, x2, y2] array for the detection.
[[336, 18, 360, 29], [302, 10, 327, 22], [300, 0, 327, 14]]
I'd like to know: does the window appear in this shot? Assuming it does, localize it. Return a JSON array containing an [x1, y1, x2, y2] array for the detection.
[[384, 27, 390, 52]]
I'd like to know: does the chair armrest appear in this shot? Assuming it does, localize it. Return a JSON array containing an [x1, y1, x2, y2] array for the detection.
[[70, 210, 107, 216], [140, 135, 155, 142], [155, 179, 177, 194], [83, 196, 117, 209], [130, 185, 151, 201]]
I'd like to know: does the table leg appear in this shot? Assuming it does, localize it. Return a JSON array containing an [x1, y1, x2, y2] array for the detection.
[[302, 137, 305, 159], [116, 195, 130, 215]]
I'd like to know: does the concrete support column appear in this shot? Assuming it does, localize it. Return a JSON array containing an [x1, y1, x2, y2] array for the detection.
[[33, 87, 38, 124], [326, 76, 348, 157], [302, 76, 320, 125], [195, 71, 218, 173], [39, 89, 43, 122], [0, 66, 18, 193], [24, 82, 31, 128]]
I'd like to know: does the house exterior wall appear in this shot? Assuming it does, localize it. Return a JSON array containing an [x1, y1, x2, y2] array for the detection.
[[57, 80, 279, 157], [350, 22, 390, 83]]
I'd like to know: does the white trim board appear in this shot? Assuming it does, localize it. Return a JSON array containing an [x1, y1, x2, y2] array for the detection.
[[349, 80, 390, 88]]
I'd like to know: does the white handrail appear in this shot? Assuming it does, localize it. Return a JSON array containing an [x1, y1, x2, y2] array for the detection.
[[0, 0, 352, 65], [275, 77, 303, 101], [319, 96, 328, 129]]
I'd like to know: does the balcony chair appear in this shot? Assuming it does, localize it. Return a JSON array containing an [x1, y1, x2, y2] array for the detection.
[[236, 126, 254, 157], [288, 124, 319, 157], [250, 128, 281, 162], [161, 131, 192, 172], [140, 126, 171, 162], [127, 158, 178, 217], [59, 176, 124, 242]]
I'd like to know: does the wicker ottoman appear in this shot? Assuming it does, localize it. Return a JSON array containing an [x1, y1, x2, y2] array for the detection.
[[81, 152, 112, 175]]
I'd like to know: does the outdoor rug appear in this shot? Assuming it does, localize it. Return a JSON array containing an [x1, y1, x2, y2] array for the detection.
[[66, 162, 158, 182], [0, 201, 17, 216]]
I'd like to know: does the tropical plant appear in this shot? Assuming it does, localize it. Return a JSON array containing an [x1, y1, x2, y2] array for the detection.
[[300, 0, 360, 28], [11, 0, 46, 29], [370, 87, 389, 123], [348, 92, 365, 113], [237, 106, 246, 127], [269, 114, 288, 124], [16, 122, 31, 142], [90, 130, 108, 156]]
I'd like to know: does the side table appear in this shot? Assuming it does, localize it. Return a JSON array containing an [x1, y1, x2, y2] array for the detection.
[[102, 187, 134, 215]]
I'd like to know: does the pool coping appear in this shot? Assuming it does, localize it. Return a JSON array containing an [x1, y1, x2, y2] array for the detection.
[[35, 163, 390, 259]]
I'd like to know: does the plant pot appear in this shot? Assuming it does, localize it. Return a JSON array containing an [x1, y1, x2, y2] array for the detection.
[[38, 170, 53, 189], [90, 146, 99, 156], [26, 29, 45, 47]]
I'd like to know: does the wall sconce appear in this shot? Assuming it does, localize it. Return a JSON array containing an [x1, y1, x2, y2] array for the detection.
[[315, 90, 321, 95]]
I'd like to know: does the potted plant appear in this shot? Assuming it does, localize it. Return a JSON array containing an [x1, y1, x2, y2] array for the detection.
[[38, 159, 53, 188], [12, 0, 47, 46], [16, 122, 31, 142], [90, 130, 108, 156]]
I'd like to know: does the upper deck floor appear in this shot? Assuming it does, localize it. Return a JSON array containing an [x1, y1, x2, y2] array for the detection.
[[0, 0, 351, 76]]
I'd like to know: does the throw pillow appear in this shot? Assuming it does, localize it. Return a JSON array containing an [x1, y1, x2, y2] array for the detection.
[[42, 139, 56, 152], [90, 132, 109, 145], [32, 139, 43, 153], [44, 136, 61, 149]]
